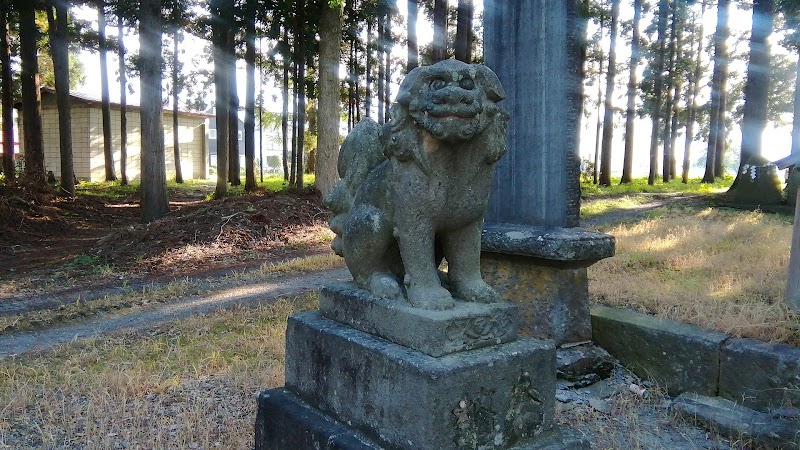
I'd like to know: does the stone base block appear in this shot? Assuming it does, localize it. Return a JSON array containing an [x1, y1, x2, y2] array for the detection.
[[319, 282, 518, 357], [481, 253, 590, 344], [255, 387, 588, 450], [255, 388, 380, 450], [591, 306, 728, 397], [672, 393, 800, 449], [720, 338, 800, 411], [285, 311, 556, 450]]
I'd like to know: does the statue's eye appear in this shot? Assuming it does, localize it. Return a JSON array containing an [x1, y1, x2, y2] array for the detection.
[[459, 78, 475, 90], [430, 79, 447, 90]]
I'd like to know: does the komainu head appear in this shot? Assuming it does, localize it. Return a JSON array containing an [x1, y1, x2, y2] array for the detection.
[[393, 59, 506, 144]]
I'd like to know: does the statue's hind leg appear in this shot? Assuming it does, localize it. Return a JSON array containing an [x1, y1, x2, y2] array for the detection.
[[342, 205, 404, 300]]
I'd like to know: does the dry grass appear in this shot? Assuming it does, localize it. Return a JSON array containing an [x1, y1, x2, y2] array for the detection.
[[231, 252, 343, 282], [556, 380, 740, 449], [0, 293, 317, 449], [589, 206, 800, 345]]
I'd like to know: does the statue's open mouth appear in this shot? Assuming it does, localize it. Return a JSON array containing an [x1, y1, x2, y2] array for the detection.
[[424, 106, 481, 120]]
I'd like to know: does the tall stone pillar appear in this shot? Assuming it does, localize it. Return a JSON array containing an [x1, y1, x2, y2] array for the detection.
[[484, 0, 583, 229], [481, 1, 615, 360]]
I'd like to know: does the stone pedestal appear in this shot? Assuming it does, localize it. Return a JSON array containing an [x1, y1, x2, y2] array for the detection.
[[481, 223, 615, 346], [255, 285, 589, 450]]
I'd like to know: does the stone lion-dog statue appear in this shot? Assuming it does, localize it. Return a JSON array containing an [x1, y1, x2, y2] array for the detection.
[[325, 59, 509, 310]]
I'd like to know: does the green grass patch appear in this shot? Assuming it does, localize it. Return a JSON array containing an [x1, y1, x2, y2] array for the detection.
[[75, 180, 141, 199], [581, 195, 655, 220], [221, 173, 317, 198], [581, 176, 733, 199], [74, 175, 317, 202]]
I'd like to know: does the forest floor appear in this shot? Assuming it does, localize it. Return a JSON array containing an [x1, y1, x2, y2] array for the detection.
[[0, 180, 335, 319], [0, 180, 784, 448]]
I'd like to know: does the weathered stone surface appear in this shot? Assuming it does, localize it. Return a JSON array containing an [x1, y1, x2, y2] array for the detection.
[[256, 387, 587, 450], [285, 311, 556, 450], [672, 393, 800, 449], [512, 428, 590, 450], [556, 342, 615, 386], [481, 223, 615, 263], [325, 60, 510, 310], [591, 306, 729, 396], [319, 283, 518, 357], [482, 255, 591, 344], [720, 338, 800, 412], [255, 388, 380, 450], [484, 1, 583, 228]]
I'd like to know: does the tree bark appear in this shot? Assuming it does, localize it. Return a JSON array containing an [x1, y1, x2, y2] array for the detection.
[[139, 0, 169, 222], [384, 12, 391, 124], [172, 31, 183, 183], [1, 4, 15, 182], [228, 31, 241, 186], [662, 2, 677, 183], [316, 0, 342, 198], [289, 60, 300, 187], [455, 0, 473, 63], [714, 91, 727, 177], [295, 0, 306, 189], [46, 2, 75, 196], [365, 20, 373, 119], [669, 4, 684, 181], [792, 51, 800, 159], [244, 0, 257, 191], [211, 0, 230, 198], [683, 2, 706, 184], [734, 0, 774, 187], [593, 16, 604, 185], [18, 0, 45, 185], [118, 18, 128, 185], [348, 41, 354, 130], [668, 84, 680, 180], [407, 0, 418, 72], [432, 0, 447, 62], [98, 4, 116, 181], [377, 11, 385, 124], [281, 32, 290, 181], [599, 0, 620, 187], [258, 36, 264, 183], [703, 0, 730, 182], [290, 62, 297, 186], [648, 0, 669, 185], [621, 0, 641, 184]]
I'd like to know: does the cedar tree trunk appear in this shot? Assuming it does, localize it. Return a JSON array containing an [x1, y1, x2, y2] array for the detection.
[[316, 0, 343, 198], [139, 0, 169, 222], [46, 2, 75, 195], [621, 0, 641, 184]]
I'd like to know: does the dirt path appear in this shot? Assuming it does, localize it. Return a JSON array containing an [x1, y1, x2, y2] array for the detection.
[[1, 192, 711, 359], [0, 268, 350, 359]]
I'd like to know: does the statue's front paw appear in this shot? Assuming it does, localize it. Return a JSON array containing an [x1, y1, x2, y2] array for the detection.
[[453, 278, 503, 304], [407, 284, 455, 310], [369, 273, 404, 300]]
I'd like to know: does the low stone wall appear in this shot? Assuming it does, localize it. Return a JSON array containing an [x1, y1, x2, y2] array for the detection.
[[591, 306, 800, 412]]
